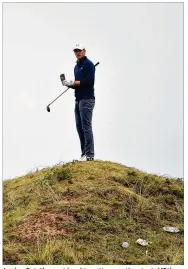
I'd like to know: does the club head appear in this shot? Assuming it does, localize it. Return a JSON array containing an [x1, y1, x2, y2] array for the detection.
[[46, 106, 50, 112]]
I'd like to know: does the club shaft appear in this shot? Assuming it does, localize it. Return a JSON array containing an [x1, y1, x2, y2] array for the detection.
[[48, 87, 69, 106]]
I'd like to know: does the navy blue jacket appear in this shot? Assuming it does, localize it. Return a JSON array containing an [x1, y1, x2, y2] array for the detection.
[[74, 56, 95, 101]]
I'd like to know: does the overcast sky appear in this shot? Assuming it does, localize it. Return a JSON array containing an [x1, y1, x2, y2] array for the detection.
[[2, 2, 183, 180]]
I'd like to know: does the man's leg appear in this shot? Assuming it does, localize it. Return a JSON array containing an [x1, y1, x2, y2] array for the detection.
[[79, 99, 95, 158], [74, 101, 85, 156]]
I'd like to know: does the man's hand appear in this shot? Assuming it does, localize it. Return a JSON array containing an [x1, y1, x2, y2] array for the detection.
[[62, 80, 74, 87]]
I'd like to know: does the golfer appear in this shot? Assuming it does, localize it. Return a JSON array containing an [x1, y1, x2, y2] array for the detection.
[[62, 44, 95, 161]]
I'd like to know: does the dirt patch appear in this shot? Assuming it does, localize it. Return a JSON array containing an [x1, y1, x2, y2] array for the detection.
[[3, 250, 19, 265], [16, 212, 75, 242]]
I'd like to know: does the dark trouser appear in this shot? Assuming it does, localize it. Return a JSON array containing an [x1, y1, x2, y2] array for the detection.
[[75, 99, 95, 158]]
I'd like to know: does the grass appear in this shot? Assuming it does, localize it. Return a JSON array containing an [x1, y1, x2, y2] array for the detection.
[[3, 160, 184, 265]]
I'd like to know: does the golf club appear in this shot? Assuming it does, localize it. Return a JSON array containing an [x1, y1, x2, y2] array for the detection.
[[46, 62, 100, 112]]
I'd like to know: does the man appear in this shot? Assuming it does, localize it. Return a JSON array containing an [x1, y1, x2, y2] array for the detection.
[[62, 44, 95, 161]]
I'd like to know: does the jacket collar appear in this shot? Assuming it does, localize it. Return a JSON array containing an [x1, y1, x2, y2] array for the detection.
[[76, 56, 87, 65]]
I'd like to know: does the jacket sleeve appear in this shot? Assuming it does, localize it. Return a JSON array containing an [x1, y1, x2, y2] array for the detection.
[[80, 61, 95, 87]]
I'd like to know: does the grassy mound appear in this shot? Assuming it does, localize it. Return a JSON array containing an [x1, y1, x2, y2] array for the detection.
[[3, 160, 184, 265]]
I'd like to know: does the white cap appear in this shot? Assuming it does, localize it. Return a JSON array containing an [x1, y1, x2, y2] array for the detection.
[[73, 44, 85, 51]]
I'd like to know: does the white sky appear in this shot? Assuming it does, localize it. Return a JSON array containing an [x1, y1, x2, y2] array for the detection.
[[2, 2, 183, 180]]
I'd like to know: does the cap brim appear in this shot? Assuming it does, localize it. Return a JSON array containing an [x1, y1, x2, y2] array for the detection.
[[73, 47, 85, 51]]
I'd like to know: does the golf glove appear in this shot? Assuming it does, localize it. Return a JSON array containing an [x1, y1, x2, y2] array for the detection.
[[62, 80, 74, 87]]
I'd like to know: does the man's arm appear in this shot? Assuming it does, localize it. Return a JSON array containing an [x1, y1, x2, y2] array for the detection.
[[73, 61, 95, 87], [73, 81, 80, 87]]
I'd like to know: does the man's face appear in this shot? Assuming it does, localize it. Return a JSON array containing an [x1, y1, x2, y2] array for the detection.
[[74, 49, 86, 60]]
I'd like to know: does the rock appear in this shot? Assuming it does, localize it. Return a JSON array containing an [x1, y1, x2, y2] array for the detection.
[[162, 226, 180, 233], [120, 242, 129, 248], [136, 238, 149, 247]]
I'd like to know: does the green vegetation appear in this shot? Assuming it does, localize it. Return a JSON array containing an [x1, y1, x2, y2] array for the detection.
[[3, 160, 184, 265]]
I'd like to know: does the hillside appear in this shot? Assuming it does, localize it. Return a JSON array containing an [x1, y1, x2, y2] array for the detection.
[[3, 160, 184, 265]]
